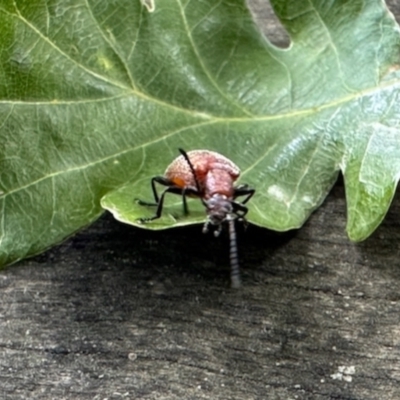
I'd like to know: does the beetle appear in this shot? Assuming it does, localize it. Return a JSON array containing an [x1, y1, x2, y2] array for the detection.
[[137, 149, 255, 288]]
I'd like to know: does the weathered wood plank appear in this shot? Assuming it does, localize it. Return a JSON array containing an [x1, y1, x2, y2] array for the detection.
[[1, 2, 400, 399]]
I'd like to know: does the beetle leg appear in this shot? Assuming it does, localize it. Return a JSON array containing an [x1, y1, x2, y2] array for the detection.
[[138, 186, 184, 222], [233, 184, 255, 205], [213, 224, 223, 237], [202, 220, 210, 234], [136, 176, 174, 206], [138, 180, 200, 222], [231, 202, 249, 230], [181, 187, 202, 215], [231, 201, 249, 218], [181, 187, 189, 215]]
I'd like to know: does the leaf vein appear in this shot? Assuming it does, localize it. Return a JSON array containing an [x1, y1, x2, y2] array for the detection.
[[308, 0, 354, 93], [0, 119, 219, 200], [83, 0, 136, 90], [11, 4, 130, 91], [176, 0, 255, 117]]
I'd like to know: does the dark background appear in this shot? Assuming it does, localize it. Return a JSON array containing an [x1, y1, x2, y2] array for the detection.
[[1, 1, 400, 399]]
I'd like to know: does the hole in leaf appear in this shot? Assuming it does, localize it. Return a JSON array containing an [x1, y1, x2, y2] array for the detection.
[[386, 0, 398, 17], [247, 0, 290, 49]]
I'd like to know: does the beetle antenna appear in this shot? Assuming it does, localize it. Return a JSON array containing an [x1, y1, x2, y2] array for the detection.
[[178, 148, 202, 194], [228, 217, 241, 288]]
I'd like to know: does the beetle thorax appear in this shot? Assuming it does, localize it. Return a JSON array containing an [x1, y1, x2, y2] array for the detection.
[[204, 169, 234, 197]]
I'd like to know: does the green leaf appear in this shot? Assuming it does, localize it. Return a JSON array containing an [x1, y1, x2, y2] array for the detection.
[[1, 0, 400, 267]]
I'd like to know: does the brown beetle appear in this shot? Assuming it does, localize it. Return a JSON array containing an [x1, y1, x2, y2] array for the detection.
[[137, 149, 255, 288]]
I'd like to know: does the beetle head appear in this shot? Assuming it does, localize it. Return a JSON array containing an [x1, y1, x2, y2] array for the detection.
[[204, 194, 233, 225]]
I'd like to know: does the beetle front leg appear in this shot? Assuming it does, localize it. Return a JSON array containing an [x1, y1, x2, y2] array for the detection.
[[231, 201, 249, 218], [233, 184, 255, 205]]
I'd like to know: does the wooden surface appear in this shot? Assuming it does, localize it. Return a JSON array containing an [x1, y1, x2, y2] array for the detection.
[[2, 1, 400, 399]]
